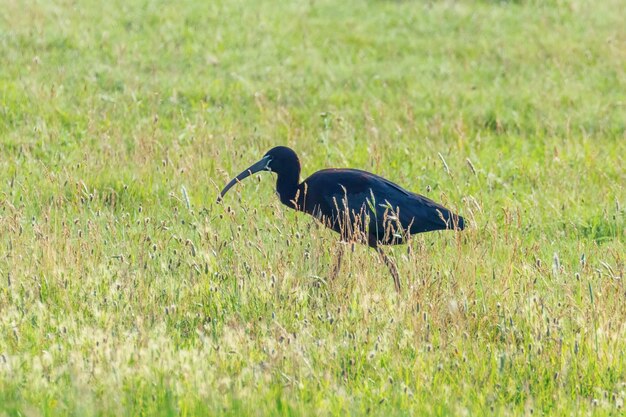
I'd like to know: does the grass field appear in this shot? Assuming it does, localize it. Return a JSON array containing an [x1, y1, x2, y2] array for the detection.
[[1, 0, 625, 415]]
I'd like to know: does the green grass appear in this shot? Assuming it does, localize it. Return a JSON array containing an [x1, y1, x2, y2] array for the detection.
[[0, 0, 625, 415]]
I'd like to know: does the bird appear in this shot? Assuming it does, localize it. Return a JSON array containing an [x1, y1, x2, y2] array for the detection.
[[218, 146, 465, 292]]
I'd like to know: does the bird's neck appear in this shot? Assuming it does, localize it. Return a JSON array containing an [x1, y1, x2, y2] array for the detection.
[[276, 174, 300, 209]]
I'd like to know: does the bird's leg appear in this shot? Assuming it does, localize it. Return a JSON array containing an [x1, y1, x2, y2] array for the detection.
[[376, 247, 401, 293], [329, 242, 345, 281]]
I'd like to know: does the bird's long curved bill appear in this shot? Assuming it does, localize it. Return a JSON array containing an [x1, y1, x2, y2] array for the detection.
[[217, 156, 271, 202]]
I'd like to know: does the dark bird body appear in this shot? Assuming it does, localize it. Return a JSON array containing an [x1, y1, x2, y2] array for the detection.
[[294, 168, 464, 247], [218, 146, 465, 291]]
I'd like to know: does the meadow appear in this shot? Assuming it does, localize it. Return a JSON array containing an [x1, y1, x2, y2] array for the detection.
[[0, 0, 625, 415]]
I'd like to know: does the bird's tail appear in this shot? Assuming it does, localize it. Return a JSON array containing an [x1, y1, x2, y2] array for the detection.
[[454, 214, 465, 230], [440, 210, 465, 231]]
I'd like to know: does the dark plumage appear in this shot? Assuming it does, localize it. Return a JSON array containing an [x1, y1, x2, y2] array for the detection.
[[218, 146, 465, 291]]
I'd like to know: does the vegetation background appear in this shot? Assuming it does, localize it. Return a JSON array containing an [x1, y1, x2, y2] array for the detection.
[[0, 0, 624, 415]]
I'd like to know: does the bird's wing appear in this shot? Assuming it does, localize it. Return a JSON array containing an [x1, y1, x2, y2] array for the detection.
[[301, 169, 463, 234]]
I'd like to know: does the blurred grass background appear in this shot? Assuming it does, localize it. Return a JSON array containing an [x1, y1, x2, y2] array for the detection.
[[0, 0, 624, 415]]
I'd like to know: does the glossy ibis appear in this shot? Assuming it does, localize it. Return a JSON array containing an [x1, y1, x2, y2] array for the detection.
[[218, 146, 465, 292]]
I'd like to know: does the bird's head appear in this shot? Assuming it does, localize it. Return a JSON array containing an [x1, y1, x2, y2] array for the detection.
[[217, 146, 300, 202]]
